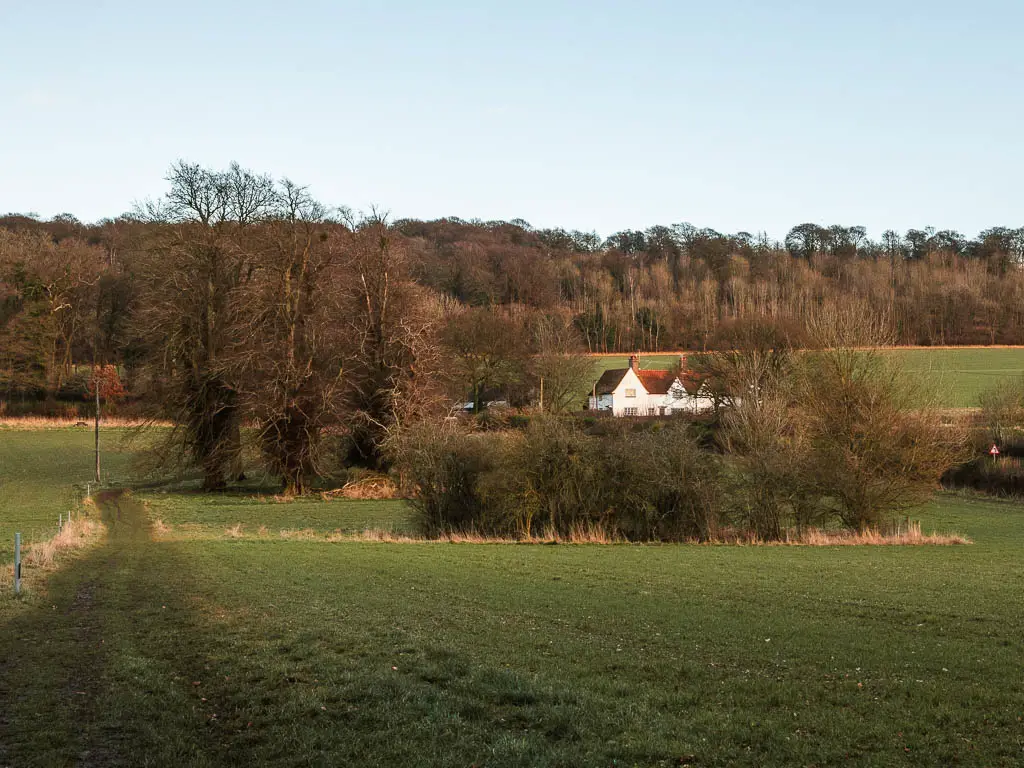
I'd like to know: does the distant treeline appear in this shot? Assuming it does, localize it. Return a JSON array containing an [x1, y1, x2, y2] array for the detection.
[[3, 163, 1024, 409]]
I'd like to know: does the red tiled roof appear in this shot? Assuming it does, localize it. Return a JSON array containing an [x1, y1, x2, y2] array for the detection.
[[636, 369, 677, 395]]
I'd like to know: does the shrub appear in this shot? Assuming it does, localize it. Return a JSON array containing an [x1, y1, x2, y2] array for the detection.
[[943, 455, 1024, 497], [604, 423, 725, 541], [719, 385, 808, 540], [797, 349, 967, 530], [401, 416, 727, 542], [484, 416, 601, 538], [398, 423, 497, 537]]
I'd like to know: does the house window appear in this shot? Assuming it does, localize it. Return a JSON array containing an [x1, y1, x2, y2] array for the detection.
[[624, 388, 637, 398], [623, 407, 639, 416]]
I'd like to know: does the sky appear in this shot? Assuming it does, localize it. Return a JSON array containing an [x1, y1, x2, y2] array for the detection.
[[1, 0, 1021, 240]]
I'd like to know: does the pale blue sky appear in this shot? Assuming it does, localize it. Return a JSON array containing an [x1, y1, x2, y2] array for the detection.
[[1, 0, 1021, 238]]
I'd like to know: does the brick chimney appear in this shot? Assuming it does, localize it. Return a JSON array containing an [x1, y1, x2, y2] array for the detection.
[[629, 354, 639, 372]]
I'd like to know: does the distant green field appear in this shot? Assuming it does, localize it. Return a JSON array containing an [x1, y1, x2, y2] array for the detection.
[[0, 428, 141, 561], [889, 348, 1024, 408], [595, 348, 1024, 408]]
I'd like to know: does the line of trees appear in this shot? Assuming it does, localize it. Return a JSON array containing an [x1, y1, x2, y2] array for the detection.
[[4, 192, 1024, 391], [127, 163, 449, 492]]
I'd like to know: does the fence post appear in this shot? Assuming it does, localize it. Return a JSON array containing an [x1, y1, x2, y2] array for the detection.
[[14, 533, 21, 595]]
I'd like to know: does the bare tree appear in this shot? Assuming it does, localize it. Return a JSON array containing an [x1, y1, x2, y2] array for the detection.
[[718, 362, 807, 540], [441, 307, 528, 412], [339, 214, 446, 469], [797, 307, 965, 530], [979, 376, 1024, 448], [527, 313, 594, 413], [133, 162, 274, 489], [227, 181, 345, 495], [690, 316, 799, 412]]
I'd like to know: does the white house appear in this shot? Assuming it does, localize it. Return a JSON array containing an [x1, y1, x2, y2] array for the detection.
[[588, 355, 715, 416]]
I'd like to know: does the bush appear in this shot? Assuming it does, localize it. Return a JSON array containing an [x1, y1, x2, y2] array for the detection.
[[719, 390, 805, 540], [797, 350, 967, 530], [943, 456, 1024, 497], [484, 417, 601, 538], [401, 341, 965, 541], [607, 424, 725, 541], [398, 424, 497, 537], [400, 416, 725, 542]]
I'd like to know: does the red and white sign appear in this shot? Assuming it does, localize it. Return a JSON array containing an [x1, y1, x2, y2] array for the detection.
[[989, 444, 1001, 457]]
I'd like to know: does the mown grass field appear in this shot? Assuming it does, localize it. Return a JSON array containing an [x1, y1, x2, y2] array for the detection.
[[2, 431, 1024, 765], [595, 347, 1024, 408]]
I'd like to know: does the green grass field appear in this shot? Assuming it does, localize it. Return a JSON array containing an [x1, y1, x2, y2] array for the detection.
[[890, 348, 1024, 408], [2, 431, 1024, 765], [0, 428, 140, 562], [596, 348, 1024, 408]]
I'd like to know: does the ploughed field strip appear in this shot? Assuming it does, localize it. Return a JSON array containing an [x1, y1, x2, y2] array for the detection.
[[1, 486, 1023, 766]]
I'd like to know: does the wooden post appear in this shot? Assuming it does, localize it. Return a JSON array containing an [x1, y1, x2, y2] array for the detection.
[[539, 377, 544, 412], [94, 373, 101, 484], [14, 533, 21, 595]]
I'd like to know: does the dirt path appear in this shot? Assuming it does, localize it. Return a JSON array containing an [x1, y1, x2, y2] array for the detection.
[[92, 489, 152, 542]]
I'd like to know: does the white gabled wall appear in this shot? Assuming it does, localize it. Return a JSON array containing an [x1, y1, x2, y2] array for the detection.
[[611, 368, 652, 416], [661, 382, 715, 415]]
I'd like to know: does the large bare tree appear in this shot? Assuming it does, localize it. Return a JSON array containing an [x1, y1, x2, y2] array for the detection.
[[227, 181, 346, 495], [339, 215, 446, 469], [441, 306, 528, 413], [134, 162, 275, 489]]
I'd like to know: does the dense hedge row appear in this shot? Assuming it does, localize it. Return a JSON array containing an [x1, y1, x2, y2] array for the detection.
[[401, 419, 723, 541]]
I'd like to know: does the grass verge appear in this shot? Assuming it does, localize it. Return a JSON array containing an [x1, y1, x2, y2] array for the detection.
[[0, 511, 104, 616]]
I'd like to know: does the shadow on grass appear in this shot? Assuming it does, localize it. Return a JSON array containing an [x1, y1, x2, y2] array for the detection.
[[0, 492, 227, 766], [4, 492, 1021, 766], [123, 474, 283, 497]]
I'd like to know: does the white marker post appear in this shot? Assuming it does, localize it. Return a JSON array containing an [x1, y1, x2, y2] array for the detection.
[[14, 533, 21, 595]]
